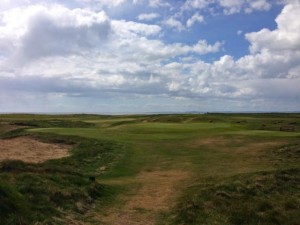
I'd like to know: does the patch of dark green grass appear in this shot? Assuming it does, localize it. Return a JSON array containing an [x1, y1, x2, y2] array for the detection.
[[142, 114, 190, 123], [10, 119, 95, 128], [0, 127, 27, 139], [108, 119, 142, 127], [0, 182, 31, 225]]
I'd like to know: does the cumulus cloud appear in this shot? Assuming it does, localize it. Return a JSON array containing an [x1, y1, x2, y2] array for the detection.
[[76, 0, 127, 8], [246, 0, 272, 13], [0, 1, 299, 112], [187, 12, 204, 27], [164, 17, 185, 31], [183, 0, 272, 15], [137, 13, 160, 21], [112, 20, 162, 37], [0, 3, 222, 97], [0, 4, 111, 61], [161, 2, 300, 100], [219, 0, 244, 14], [148, 0, 171, 8], [246, 3, 300, 54], [182, 0, 213, 10], [233, 3, 300, 80]]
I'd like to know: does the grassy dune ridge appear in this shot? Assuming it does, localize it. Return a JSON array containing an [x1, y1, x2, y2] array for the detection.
[[0, 113, 299, 224]]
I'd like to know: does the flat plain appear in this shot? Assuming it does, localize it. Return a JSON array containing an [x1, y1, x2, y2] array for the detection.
[[0, 113, 299, 225]]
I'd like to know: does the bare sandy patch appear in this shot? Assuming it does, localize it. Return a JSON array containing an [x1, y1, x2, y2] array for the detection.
[[0, 137, 71, 163], [98, 170, 189, 225]]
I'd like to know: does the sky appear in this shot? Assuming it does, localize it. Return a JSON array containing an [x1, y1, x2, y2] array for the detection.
[[0, 0, 299, 113]]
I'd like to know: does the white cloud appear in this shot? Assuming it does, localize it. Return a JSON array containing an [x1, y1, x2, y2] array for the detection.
[[187, 12, 204, 27], [137, 13, 160, 21], [192, 40, 222, 54], [112, 20, 162, 37], [276, 0, 300, 5], [161, 2, 300, 100], [0, 4, 111, 61], [164, 17, 185, 31], [249, 0, 272, 10], [182, 0, 273, 15], [182, 0, 213, 10], [0, 3, 222, 98], [219, 0, 244, 15], [245, 3, 300, 54], [148, 0, 171, 8], [132, 0, 142, 4], [0, 1, 299, 112], [245, 0, 272, 13], [76, 0, 127, 8]]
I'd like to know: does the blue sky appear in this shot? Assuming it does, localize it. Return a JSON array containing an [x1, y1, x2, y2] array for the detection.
[[0, 0, 299, 113]]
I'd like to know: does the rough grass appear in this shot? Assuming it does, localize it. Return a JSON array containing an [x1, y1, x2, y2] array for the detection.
[[173, 169, 300, 225], [170, 134, 300, 225], [10, 119, 95, 128], [0, 133, 124, 225], [1, 113, 300, 225]]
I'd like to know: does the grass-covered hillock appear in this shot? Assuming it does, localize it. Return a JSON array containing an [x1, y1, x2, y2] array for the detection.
[[0, 133, 124, 225], [173, 169, 300, 225]]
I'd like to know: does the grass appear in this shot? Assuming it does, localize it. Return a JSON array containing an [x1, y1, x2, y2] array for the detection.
[[173, 168, 300, 225], [1, 113, 300, 225], [11, 119, 95, 128], [0, 132, 125, 225], [226, 130, 300, 137]]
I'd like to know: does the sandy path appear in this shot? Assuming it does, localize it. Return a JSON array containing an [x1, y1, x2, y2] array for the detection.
[[97, 170, 189, 225], [0, 137, 70, 163]]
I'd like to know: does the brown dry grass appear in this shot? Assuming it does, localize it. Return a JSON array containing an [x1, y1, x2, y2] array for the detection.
[[187, 136, 287, 176], [188, 136, 285, 153], [0, 137, 70, 163], [98, 170, 189, 225], [187, 136, 237, 148]]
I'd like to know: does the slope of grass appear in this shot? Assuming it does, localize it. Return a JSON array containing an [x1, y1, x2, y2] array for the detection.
[[0, 133, 125, 225], [173, 168, 300, 225]]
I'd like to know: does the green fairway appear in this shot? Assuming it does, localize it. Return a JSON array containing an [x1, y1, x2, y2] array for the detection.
[[29, 122, 235, 141], [1, 113, 299, 225], [227, 130, 300, 137]]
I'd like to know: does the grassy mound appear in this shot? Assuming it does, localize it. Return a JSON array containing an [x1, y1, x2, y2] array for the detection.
[[174, 169, 300, 225], [0, 133, 124, 225]]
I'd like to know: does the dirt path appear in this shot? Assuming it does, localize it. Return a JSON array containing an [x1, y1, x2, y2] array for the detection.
[[97, 169, 189, 225]]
